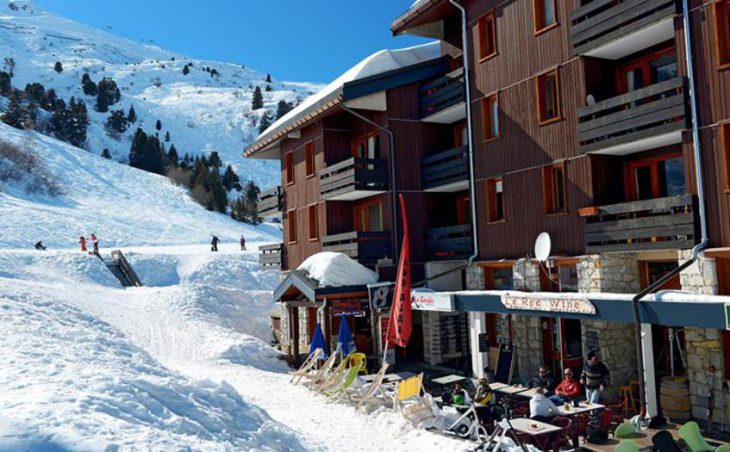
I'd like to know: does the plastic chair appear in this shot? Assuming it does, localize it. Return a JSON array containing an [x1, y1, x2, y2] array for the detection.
[[510, 376, 528, 387], [551, 416, 574, 450], [678, 421, 714, 452], [616, 439, 641, 452], [614, 422, 636, 439], [651, 430, 682, 452], [348, 352, 368, 375], [715, 445, 730, 452], [574, 413, 590, 443]]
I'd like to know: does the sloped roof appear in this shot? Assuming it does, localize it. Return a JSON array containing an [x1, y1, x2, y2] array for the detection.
[[244, 42, 442, 157]]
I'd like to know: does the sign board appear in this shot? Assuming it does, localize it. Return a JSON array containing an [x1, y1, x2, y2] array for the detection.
[[368, 282, 394, 311], [411, 292, 455, 312], [501, 294, 597, 315], [332, 300, 366, 318]]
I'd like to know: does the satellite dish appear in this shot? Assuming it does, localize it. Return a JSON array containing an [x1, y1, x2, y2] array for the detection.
[[534, 232, 552, 262]]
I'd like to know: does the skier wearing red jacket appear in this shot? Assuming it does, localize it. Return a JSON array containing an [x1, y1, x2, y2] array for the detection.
[[80, 236, 87, 252]]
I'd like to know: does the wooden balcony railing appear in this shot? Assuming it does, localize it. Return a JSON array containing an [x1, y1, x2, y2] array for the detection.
[[425, 224, 473, 260], [321, 231, 391, 267], [257, 186, 283, 218], [419, 69, 465, 120], [570, 0, 676, 55], [319, 157, 388, 201], [583, 194, 698, 253], [577, 77, 687, 153], [259, 243, 284, 269], [421, 145, 469, 191]]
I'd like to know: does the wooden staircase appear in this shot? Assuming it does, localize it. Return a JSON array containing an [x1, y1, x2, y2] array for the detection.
[[98, 250, 143, 287]]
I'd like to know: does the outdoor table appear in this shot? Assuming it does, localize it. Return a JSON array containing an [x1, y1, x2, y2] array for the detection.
[[489, 382, 510, 391], [431, 374, 467, 385], [494, 384, 529, 395], [557, 401, 604, 416], [508, 417, 562, 436]]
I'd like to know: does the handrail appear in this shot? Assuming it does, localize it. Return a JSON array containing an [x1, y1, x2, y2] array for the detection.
[[578, 77, 684, 117]]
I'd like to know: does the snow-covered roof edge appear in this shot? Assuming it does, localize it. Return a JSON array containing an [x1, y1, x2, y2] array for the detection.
[[391, 0, 440, 34], [244, 42, 442, 157]]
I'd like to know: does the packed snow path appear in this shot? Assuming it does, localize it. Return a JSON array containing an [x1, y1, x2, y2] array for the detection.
[[0, 244, 465, 451]]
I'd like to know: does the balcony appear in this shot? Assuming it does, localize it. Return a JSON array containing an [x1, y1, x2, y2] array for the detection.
[[570, 0, 676, 59], [426, 224, 473, 261], [322, 231, 391, 267], [421, 145, 469, 192], [419, 68, 466, 123], [583, 194, 698, 253], [577, 77, 687, 155], [259, 243, 284, 269], [257, 186, 283, 219], [319, 157, 388, 201]]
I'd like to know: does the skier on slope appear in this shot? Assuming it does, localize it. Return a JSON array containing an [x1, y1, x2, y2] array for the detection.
[[211, 235, 220, 252], [34, 241, 47, 251], [240, 235, 246, 251], [79, 236, 87, 252], [90, 233, 99, 255]]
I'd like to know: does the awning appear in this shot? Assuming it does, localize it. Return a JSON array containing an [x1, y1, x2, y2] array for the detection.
[[274, 270, 368, 304], [449, 291, 730, 330]]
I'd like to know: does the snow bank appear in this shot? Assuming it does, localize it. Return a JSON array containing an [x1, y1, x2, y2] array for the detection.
[[297, 251, 378, 287]]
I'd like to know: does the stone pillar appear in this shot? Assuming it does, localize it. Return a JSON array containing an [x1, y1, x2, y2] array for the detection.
[[466, 264, 485, 290], [685, 328, 725, 425], [679, 250, 718, 295], [578, 253, 640, 293], [511, 315, 544, 379]]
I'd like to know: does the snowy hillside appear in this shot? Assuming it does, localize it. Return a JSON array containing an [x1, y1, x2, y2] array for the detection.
[[0, 0, 320, 186], [0, 122, 281, 249]]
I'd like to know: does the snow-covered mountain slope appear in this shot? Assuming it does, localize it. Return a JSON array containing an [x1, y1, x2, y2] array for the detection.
[[0, 0, 319, 186], [0, 122, 281, 249]]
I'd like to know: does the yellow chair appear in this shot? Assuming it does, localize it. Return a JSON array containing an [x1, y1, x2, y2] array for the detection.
[[396, 374, 425, 405], [348, 352, 368, 374]]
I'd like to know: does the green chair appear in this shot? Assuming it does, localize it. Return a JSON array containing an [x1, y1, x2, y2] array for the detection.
[[615, 421, 637, 439], [509, 376, 528, 387], [678, 421, 714, 452], [715, 445, 730, 452], [324, 363, 362, 402], [615, 440, 641, 452]]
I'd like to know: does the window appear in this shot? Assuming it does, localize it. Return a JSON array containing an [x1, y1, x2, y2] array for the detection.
[[352, 133, 379, 160], [484, 264, 514, 290], [543, 163, 567, 214], [716, 0, 730, 69], [477, 12, 497, 61], [625, 153, 686, 201], [305, 142, 315, 177], [481, 93, 500, 141], [287, 209, 297, 243], [454, 123, 468, 147], [285, 152, 294, 185], [486, 178, 505, 222], [355, 200, 383, 232], [540, 259, 577, 292], [535, 69, 561, 124], [308, 204, 318, 241], [720, 123, 730, 191], [533, 0, 557, 34]]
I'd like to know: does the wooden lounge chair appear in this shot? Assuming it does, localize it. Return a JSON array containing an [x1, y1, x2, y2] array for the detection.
[[311, 358, 349, 393], [324, 362, 362, 402], [393, 373, 435, 426], [295, 351, 338, 386], [349, 361, 390, 409], [288, 348, 323, 383]]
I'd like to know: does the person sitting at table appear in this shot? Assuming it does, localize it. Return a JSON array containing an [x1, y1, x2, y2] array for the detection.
[[550, 368, 582, 404], [580, 351, 610, 403], [528, 365, 556, 393], [529, 387, 560, 423], [451, 382, 471, 406], [473, 378, 500, 424]]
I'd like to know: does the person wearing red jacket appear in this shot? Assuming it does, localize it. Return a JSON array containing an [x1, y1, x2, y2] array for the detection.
[[550, 368, 582, 404], [80, 236, 87, 252]]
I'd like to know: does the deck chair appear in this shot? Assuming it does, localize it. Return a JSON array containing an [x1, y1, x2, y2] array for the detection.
[[311, 358, 349, 393], [679, 421, 714, 452], [288, 348, 323, 383], [393, 373, 436, 426], [615, 440, 641, 452], [296, 351, 338, 386], [348, 352, 368, 374], [324, 362, 362, 402], [349, 361, 390, 409]]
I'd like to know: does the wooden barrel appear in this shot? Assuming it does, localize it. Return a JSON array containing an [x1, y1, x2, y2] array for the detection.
[[660, 376, 691, 422]]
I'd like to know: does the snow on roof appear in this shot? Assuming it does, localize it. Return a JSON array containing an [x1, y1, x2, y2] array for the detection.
[[451, 289, 730, 304], [297, 252, 378, 288], [246, 42, 441, 155]]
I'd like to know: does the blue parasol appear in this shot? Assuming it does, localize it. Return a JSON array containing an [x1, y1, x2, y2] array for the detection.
[[309, 323, 328, 359], [336, 317, 356, 356]]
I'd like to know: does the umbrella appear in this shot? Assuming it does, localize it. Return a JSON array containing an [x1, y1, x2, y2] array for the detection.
[[309, 323, 328, 359], [336, 317, 356, 356]]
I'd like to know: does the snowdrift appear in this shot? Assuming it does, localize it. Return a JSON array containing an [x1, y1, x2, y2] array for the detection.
[[298, 251, 379, 287]]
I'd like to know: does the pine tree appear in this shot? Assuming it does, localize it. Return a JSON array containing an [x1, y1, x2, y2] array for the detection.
[[105, 109, 128, 134], [266, 73, 272, 83], [0, 71, 11, 96], [101, 148, 112, 159], [155, 119, 162, 131], [128, 128, 147, 169], [1, 90, 33, 130], [208, 151, 222, 168], [81, 73, 97, 96], [127, 105, 137, 123], [265, 84, 272, 92], [54, 61, 63, 73], [243, 180, 260, 224], [258, 111, 272, 134], [42, 88, 60, 111], [251, 86, 263, 109], [67, 98, 89, 147], [276, 100, 293, 120], [95, 78, 121, 112], [144, 133, 165, 175], [222, 165, 240, 191], [208, 170, 228, 213], [190, 161, 211, 208], [182, 64, 190, 76], [164, 131, 170, 142], [167, 144, 178, 167]]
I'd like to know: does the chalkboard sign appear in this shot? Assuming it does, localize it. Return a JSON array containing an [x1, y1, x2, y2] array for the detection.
[[495, 344, 514, 383], [585, 330, 600, 355]]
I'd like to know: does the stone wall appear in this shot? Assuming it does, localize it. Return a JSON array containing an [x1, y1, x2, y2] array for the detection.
[[685, 328, 726, 425], [466, 265, 485, 290], [511, 315, 543, 379], [513, 258, 541, 291], [581, 320, 637, 400], [578, 253, 640, 293], [679, 250, 718, 296]]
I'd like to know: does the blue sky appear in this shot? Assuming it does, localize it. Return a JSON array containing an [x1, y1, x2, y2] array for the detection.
[[36, 0, 430, 84]]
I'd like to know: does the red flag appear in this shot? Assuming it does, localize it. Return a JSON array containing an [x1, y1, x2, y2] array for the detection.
[[387, 194, 412, 348]]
